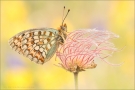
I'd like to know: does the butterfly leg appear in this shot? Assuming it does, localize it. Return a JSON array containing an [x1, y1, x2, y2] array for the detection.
[[57, 35, 64, 45]]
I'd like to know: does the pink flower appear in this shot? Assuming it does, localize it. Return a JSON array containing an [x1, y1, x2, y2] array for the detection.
[[56, 29, 119, 73]]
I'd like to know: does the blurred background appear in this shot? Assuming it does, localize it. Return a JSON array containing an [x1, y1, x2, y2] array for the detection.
[[1, 1, 134, 89]]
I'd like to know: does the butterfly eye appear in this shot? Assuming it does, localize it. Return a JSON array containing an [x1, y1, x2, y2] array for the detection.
[[64, 23, 67, 27]]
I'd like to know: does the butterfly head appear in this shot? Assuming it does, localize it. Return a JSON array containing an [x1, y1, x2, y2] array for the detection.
[[61, 23, 67, 32], [58, 23, 67, 40]]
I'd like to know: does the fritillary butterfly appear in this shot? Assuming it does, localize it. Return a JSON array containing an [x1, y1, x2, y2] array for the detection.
[[8, 7, 70, 64]]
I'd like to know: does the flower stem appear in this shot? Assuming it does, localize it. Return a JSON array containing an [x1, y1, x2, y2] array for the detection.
[[74, 72, 79, 90]]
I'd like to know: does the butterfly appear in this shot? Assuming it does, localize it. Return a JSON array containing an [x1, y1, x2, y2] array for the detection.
[[8, 6, 70, 65]]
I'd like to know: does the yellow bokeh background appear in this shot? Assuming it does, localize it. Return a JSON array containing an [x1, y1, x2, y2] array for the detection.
[[1, 1, 134, 89]]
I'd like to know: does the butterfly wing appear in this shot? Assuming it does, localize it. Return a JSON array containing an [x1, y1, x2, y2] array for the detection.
[[8, 28, 59, 64]]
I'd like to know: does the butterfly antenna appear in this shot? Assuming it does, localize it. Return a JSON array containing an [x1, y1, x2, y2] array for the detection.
[[62, 6, 65, 24], [62, 9, 70, 26]]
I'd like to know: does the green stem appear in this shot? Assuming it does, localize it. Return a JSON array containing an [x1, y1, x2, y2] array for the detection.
[[74, 72, 79, 90]]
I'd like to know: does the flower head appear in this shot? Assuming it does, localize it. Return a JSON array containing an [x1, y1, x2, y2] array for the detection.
[[56, 29, 119, 73]]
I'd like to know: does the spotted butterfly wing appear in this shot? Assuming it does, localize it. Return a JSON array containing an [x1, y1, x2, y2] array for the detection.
[[8, 28, 60, 64]]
